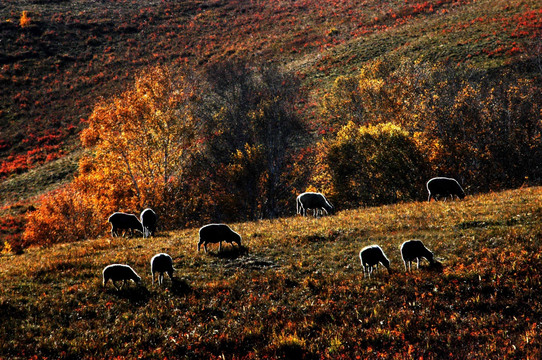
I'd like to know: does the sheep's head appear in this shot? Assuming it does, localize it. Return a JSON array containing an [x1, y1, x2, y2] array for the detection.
[[233, 233, 242, 247]]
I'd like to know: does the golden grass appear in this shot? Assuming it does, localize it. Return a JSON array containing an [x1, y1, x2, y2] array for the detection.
[[1, 186, 541, 358]]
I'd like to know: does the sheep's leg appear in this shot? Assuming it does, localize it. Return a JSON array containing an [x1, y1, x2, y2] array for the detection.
[[428, 193, 432, 202], [416, 258, 420, 269], [204, 243, 208, 253], [113, 281, 121, 290], [219, 241, 222, 252], [152, 272, 155, 286]]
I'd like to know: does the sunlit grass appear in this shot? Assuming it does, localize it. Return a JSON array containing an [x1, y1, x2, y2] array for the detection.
[[1, 186, 541, 358]]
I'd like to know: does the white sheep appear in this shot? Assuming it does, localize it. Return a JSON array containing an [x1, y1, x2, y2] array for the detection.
[[359, 245, 391, 278], [102, 264, 141, 290], [150, 253, 174, 286], [296, 192, 334, 217], [197, 223, 242, 252], [400, 239, 441, 271]]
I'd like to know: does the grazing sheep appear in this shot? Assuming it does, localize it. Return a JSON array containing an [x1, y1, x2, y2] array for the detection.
[[359, 245, 391, 278], [197, 223, 242, 253], [150, 253, 174, 286], [108, 212, 144, 238], [401, 239, 440, 271], [296, 192, 334, 217], [102, 264, 141, 290], [426, 177, 465, 202], [140, 208, 157, 238]]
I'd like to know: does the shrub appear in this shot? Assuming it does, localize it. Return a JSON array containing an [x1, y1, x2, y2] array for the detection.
[[319, 58, 542, 192], [320, 122, 429, 208]]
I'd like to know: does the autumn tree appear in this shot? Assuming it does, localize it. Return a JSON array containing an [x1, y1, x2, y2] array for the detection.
[[317, 122, 428, 208], [194, 61, 308, 220], [319, 58, 542, 192], [80, 65, 199, 219], [24, 66, 200, 246]]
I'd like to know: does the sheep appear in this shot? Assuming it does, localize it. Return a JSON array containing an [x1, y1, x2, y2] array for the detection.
[[197, 223, 242, 253], [426, 177, 465, 202], [108, 212, 144, 238], [150, 253, 174, 286], [102, 264, 141, 290], [140, 208, 157, 238], [359, 245, 391, 278], [296, 192, 334, 217], [400, 239, 441, 271]]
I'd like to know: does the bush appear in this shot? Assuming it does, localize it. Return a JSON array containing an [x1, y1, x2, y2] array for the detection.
[[319, 58, 542, 192], [320, 122, 429, 208]]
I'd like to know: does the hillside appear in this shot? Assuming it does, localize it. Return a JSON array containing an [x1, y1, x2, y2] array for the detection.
[[1, 0, 541, 186], [1, 0, 541, 250], [1, 186, 541, 358]]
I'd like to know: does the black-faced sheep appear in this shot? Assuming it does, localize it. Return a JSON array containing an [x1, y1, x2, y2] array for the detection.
[[296, 192, 334, 217], [140, 208, 157, 238], [359, 245, 391, 278], [400, 239, 442, 271], [150, 253, 174, 286], [426, 177, 465, 202], [102, 264, 141, 290], [197, 223, 242, 253], [108, 212, 144, 238]]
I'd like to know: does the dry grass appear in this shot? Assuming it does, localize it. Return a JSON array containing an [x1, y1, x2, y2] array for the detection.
[[1, 187, 541, 358]]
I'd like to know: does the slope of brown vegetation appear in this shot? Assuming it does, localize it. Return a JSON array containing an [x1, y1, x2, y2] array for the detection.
[[1, 187, 541, 358]]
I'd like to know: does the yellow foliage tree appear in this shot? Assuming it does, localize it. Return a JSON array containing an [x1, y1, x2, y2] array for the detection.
[[80, 65, 198, 212], [316, 122, 429, 208], [24, 66, 199, 246]]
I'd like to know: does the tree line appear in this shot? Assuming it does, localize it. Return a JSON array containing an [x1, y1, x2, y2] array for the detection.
[[21, 58, 542, 247]]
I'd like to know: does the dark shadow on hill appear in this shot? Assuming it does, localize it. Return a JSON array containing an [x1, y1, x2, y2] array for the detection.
[[0, 300, 27, 322], [418, 261, 445, 274], [169, 277, 193, 297], [208, 245, 249, 259], [455, 220, 496, 229], [106, 285, 151, 306]]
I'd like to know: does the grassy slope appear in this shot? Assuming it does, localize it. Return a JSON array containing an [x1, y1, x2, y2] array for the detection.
[[1, 187, 541, 358], [2, 0, 541, 238]]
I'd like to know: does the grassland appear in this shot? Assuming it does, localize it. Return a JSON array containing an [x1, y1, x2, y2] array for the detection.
[[1, 186, 541, 359], [1, 0, 541, 247]]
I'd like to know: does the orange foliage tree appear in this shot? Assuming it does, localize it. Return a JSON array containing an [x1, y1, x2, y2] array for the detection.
[[80, 65, 198, 213], [24, 62, 308, 246], [24, 66, 200, 246]]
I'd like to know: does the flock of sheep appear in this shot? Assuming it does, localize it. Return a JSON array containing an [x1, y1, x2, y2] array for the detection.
[[102, 177, 464, 289]]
